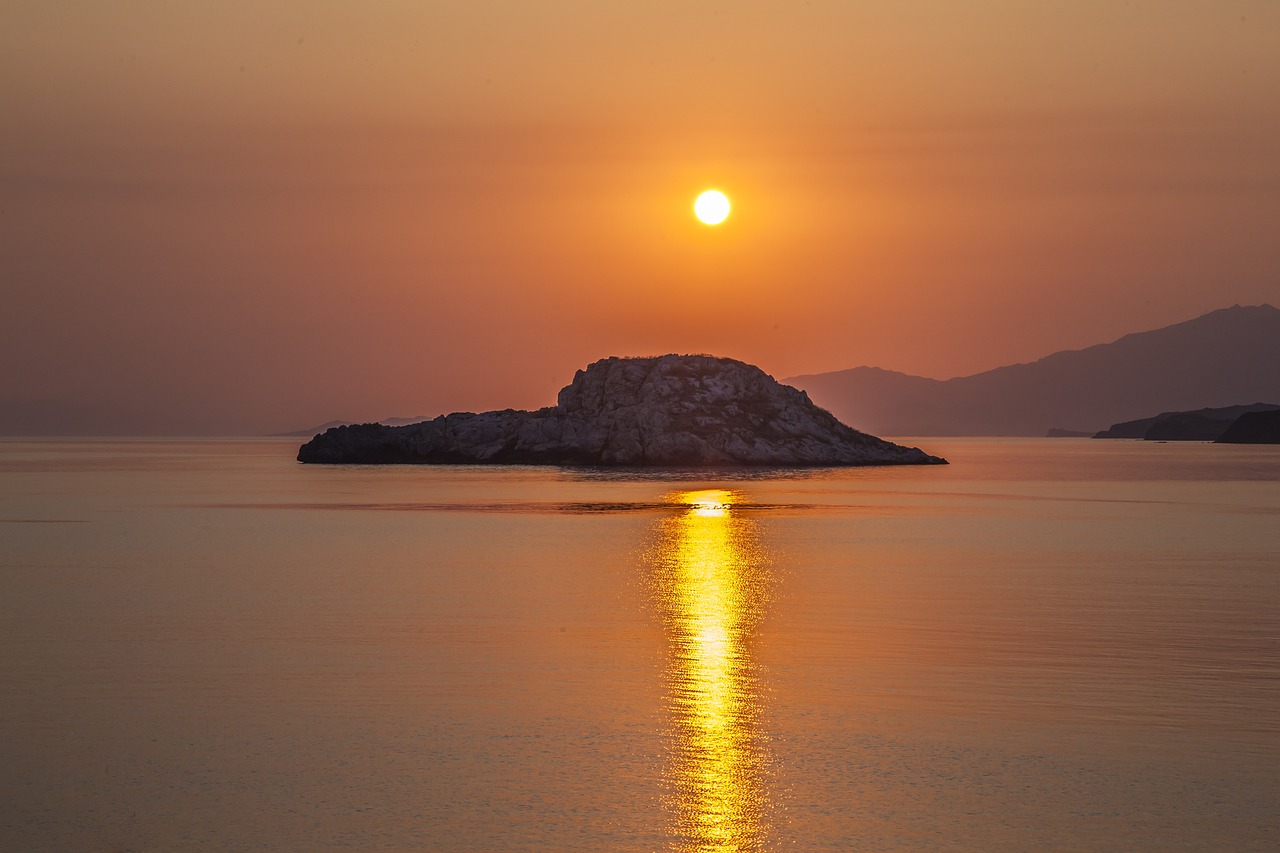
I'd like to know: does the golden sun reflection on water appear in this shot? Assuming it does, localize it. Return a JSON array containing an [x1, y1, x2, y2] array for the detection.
[[653, 490, 771, 852]]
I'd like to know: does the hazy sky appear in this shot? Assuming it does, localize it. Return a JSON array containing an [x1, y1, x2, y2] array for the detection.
[[4, 1, 1279, 434]]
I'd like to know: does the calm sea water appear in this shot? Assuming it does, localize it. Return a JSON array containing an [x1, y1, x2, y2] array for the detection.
[[1, 437, 1276, 852]]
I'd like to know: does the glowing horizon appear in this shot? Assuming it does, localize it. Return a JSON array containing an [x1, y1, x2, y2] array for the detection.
[[2, 2, 1277, 435]]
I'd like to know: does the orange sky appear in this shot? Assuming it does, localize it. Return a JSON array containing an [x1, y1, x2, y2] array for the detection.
[[3, 2, 1279, 433]]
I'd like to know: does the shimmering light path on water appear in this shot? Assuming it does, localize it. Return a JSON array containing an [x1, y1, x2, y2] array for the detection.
[[652, 490, 769, 851]]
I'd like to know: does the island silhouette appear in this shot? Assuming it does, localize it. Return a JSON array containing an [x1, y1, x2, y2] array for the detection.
[[298, 354, 945, 467]]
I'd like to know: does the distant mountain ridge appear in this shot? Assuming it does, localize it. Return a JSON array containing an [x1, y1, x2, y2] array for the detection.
[[786, 304, 1280, 436]]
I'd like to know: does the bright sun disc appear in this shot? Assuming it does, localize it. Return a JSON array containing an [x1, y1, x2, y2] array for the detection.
[[694, 190, 731, 225]]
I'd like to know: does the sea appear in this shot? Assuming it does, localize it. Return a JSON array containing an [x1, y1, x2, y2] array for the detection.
[[1, 437, 1276, 852]]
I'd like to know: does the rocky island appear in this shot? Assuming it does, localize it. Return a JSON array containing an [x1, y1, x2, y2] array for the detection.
[[298, 354, 945, 467]]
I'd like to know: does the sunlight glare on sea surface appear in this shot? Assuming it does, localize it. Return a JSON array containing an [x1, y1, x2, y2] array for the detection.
[[652, 490, 770, 851]]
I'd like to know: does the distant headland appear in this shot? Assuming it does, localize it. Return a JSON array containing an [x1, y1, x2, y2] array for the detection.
[[1093, 403, 1280, 442], [297, 354, 945, 467]]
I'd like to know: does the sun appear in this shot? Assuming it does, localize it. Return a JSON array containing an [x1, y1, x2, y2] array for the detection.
[[694, 190, 731, 225]]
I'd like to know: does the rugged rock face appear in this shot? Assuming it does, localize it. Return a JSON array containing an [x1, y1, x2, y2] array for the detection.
[[298, 354, 946, 467]]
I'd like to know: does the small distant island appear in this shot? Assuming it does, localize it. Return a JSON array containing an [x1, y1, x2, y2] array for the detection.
[[298, 354, 946, 467]]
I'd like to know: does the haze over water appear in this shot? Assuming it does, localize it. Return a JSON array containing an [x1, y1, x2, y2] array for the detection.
[[6, 3, 1279, 436], [1, 437, 1277, 851]]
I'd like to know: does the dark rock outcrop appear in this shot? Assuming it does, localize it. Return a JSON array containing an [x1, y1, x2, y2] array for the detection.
[[1217, 410, 1280, 444], [298, 355, 946, 467], [1094, 403, 1280, 441]]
